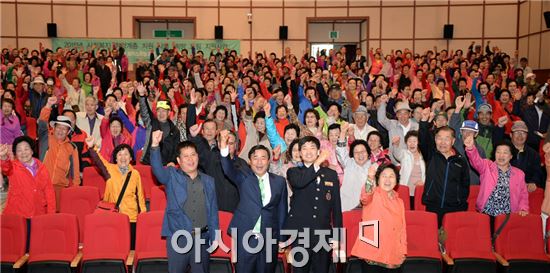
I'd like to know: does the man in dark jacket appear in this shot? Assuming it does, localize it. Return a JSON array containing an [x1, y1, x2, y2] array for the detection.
[[419, 113, 470, 226], [95, 56, 112, 98], [137, 85, 180, 165], [510, 121, 544, 191], [187, 121, 243, 212]]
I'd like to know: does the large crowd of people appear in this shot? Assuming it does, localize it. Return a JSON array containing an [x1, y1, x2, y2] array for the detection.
[[1, 41, 550, 272]]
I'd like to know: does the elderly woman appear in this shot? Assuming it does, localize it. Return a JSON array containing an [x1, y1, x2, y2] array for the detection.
[[337, 122, 372, 211], [390, 131, 425, 197], [1, 136, 56, 218], [464, 134, 529, 216], [352, 163, 407, 272], [100, 107, 134, 163], [86, 136, 146, 223]]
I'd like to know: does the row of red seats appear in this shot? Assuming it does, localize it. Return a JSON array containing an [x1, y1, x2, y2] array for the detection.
[[4, 208, 549, 273]]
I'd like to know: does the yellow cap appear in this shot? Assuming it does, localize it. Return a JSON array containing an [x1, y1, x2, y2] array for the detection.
[[156, 100, 171, 111]]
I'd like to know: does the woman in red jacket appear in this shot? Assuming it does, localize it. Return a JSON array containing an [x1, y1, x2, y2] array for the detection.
[[1, 136, 56, 218]]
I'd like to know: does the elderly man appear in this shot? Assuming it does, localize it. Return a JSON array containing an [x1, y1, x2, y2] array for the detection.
[[29, 76, 49, 118], [76, 96, 104, 148], [351, 105, 377, 140], [38, 96, 80, 209], [510, 121, 544, 192], [378, 96, 419, 149]]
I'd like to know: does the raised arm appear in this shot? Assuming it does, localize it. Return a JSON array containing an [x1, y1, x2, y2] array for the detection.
[[219, 130, 246, 186], [149, 130, 171, 184], [463, 135, 490, 174]]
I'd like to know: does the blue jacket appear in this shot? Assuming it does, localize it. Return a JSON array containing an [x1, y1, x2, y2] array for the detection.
[[150, 148, 219, 243], [220, 153, 288, 242], [265, 116, 287, 153]]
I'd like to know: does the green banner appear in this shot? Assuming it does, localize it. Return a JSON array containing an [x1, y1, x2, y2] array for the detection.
[[51, 38, 240, 64]]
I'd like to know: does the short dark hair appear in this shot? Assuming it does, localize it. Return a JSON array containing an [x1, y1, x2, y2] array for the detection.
[[248, 144, 271, 160], [111, 144, 135, 164], [253, 111, 266, 123], [349, 139, 368, 158], [493, 139, 517, 159], [1, 98, 15, 109], [109, 116, 124, 129], [327, 123, 341, 132], [404, 130, 419, 143], [177, 141, 198, 157], [434, 125, 456, 138], [286, 139, 300, 161], [284, 123, 300, 137], [12, 136, 35, 156], [327, 102, 342, 114], [298, 136, 320, 150], [304, 109, 320, 121], [374, 163, 400, 186]]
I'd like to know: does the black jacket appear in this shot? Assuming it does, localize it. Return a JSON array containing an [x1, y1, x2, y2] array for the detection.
[[190, 135, 243, 212], [285, 165, 342, 234], [419, 122, 470, 211], [139, 96, 180, 165], [511, 145, 544, 188]]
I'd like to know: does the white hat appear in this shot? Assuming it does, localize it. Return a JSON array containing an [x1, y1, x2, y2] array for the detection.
[[30, 76, 45, 88], [394, 101, 412, 112], [49, 116, 73, 132]]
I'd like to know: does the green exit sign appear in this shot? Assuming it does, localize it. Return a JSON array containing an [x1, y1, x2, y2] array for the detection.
[[329, 31, 339, 39], [153, 30, 183, 38]]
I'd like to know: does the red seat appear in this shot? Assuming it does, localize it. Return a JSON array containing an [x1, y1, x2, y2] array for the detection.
[[442, 212, 495, 272], [134, 211, 167, 273], [83, 166, 106, 197], [395, 184, 411, 210], [467, 185, 480, 211], [134, 165, 160, 200], [494, 214, 550, 269], [414, 185, 426, 211], [28, 213, 79, 271], [59, 186, 100, 242], [150, 186, 167, 211], [81, 212, 130, 273], [529, 189, 544, 214], [1, 214, 27, 266], [135, 149, 143, 165], [402, 211, 441, 273], [26, 117, 37, 140], [210, 211, 234, 273], [340, 209, 362, 273]]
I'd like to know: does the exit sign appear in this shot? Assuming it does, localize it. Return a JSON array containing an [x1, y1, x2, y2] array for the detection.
[[329, 31, 339, 39], [153, 30, 183, 38]]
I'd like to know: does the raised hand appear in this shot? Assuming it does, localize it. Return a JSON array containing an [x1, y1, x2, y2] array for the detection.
[[0, 144, 9, 160], [463, 133, 475, 149], [189, 123, 202, 138], [272, 145, 281, 161], [314, 150, 330, 167], [463, 92, 473, 109], [229, 89, 237, 102], [151, 130, 163, 147], [263, 102, 271, 117], [497, 115, 508, 128], [421, 107, 431, 121], [46, 96, 58, 108], [219, 129, 230, 149], [284, 94, 292, 107], [104, 107, 113, 118], [455, 96, 465, 109], [85, 136, 95, 148], [391, 136, 401, 146]]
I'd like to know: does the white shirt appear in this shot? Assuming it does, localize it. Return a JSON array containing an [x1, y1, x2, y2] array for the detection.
[[399, 121, 412, 136]]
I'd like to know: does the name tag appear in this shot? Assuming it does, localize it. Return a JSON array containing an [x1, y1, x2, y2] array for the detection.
[[324, 181, 334, 187]]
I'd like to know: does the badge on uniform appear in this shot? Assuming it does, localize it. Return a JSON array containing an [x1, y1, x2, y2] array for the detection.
[[324, 181, 333, 187], [326, 192, 332, 201]]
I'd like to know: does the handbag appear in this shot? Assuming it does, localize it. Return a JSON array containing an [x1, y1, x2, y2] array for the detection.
[[95, 171, 132, 213]]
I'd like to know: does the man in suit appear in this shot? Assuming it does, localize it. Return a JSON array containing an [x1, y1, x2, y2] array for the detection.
[[150, 130, 219, 273], [285, 136, 343, 273], [219, 129, 288, 273]]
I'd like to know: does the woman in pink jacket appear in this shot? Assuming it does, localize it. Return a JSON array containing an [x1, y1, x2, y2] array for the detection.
[[464, 134, 529, 216]]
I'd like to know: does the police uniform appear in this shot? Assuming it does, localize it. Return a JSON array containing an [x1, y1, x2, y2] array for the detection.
[[285, 164, 343, 273]]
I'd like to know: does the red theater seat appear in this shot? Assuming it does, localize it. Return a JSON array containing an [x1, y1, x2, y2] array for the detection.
[[149, 186, 167, 211], [210, 211, 234, 273], [83, 166, 106, 197], [494, 214, 550, 273], [133, 211, 167, 273], [396, 184, 411, 210], [134, 165, 160, 200], [81, 212, 130, 273], [402, 211, 441, 273], [414, 185, 426, 211], [59, 186, 100, 242], [27, 213, 80, 272], [442, 211, 496, 273], [1, 214, 28, 272]]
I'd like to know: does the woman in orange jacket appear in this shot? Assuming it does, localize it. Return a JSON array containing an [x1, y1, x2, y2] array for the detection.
[[1, 136, 56, 218], [351, 163, 407, 272]]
